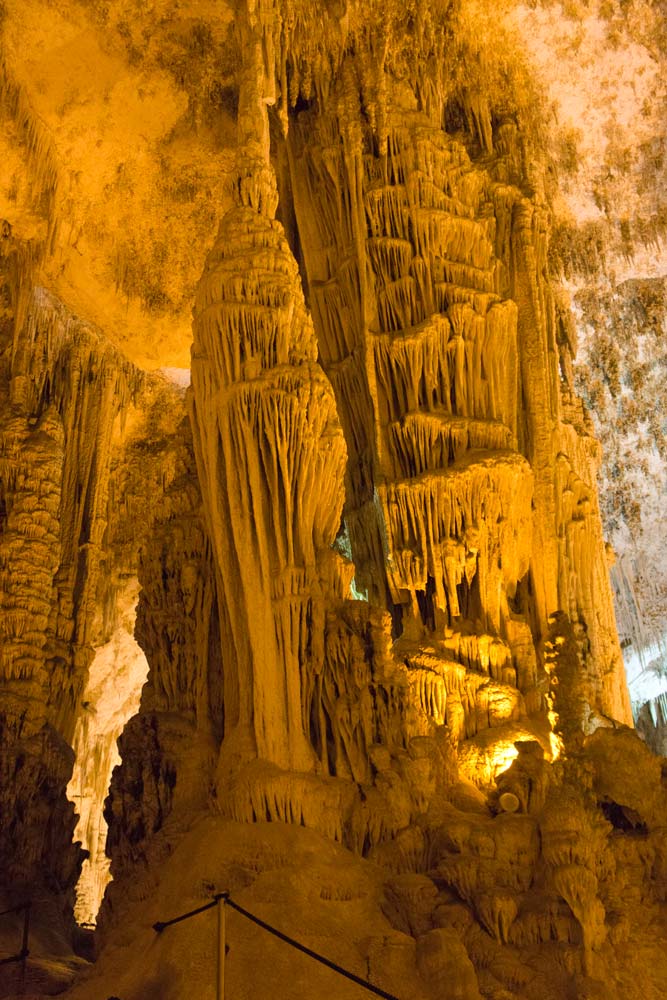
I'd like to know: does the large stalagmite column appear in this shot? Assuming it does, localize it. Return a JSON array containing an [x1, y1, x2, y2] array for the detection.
[[189, 5, 346, 777]]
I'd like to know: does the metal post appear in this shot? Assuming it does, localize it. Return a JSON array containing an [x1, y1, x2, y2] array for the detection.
[[216, 893, 227, 1000], [19, 902, 30, 995]]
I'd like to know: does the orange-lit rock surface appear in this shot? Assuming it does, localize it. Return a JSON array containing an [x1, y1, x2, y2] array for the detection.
[[0, 1, 666, 998]]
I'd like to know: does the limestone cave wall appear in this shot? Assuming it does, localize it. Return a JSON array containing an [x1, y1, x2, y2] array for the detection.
[[0, 1, 666, 999]]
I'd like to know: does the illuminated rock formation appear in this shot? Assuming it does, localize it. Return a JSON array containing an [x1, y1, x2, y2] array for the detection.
[[68, 578, 147, 926], [0, 1, 666, 999], [189, 188, 347, 776], [285, 50, 630, 759]]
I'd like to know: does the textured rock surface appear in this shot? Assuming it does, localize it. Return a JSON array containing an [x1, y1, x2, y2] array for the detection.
[[0, 0, 666, 999], [0, 212, 205, 987], [512, 0, 667, 719]]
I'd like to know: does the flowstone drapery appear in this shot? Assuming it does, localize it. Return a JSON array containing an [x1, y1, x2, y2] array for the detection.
[[284, 69, 630, 771], [189, 175, 347, 781], [2, 2, 666, 999]]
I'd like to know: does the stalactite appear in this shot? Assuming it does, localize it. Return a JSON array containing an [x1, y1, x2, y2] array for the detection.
[[0, 60, 61, 248]]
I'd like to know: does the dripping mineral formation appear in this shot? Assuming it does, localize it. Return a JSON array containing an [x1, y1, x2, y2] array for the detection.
[[0, 0, 666, 998]]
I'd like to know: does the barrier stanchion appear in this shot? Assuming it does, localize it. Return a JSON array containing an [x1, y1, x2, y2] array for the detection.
[[216, 893, 228, 1000], [0, 901, 31, 994], [19, 902, 30, 995]]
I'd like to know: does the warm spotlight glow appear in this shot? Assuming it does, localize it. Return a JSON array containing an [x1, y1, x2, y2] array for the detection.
[[490, 741, 520, 778], [549, 730, 563, 762], [548, 711, 563, 761]]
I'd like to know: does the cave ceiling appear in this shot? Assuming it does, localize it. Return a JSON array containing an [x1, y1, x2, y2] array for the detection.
[[1, 0, 238, 370]]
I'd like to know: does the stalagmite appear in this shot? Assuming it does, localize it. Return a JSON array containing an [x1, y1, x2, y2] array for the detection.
[[0, 1, 665, 999], [189, 9, 347, 801]]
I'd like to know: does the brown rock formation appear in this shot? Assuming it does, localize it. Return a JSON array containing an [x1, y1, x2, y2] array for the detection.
[[0, 238, 139, 895], [0, 1, 665, 999]]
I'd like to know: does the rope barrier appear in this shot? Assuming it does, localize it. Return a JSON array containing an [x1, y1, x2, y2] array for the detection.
[[223, 895, 402, 1000], [0, 949, 28, 966], [154, 892, 402, 1000], [0, 903, 28, 918], [153, 898, 218, 934]]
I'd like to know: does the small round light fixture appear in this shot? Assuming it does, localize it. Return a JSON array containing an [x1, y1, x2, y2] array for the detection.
[[498, 791, 520, 813]]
